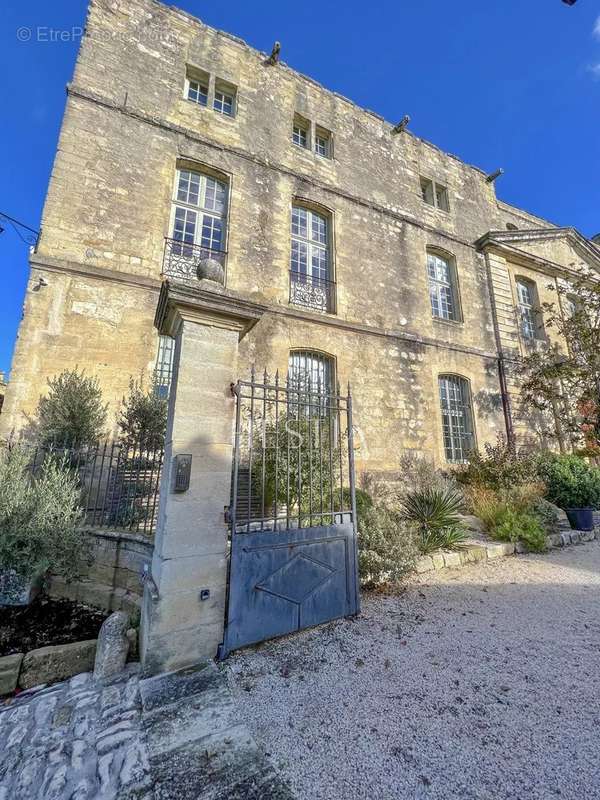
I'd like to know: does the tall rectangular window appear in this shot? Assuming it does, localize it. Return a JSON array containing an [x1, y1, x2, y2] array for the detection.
[[288, 350, 334, 416], [428, 252, 459, 321], [439, 375, 475, 463], [171, 168, 228, 256], [516, 278, 538, 340], [154, 335, 175, 399], [291, 206, 330, 282]]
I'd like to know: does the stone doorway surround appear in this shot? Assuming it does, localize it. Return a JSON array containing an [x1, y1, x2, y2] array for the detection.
[[139, 280, 266, 676]]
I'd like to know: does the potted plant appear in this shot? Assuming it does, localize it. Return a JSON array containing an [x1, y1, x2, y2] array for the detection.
[[0, 446, 88, 606], [537, 454, 600, 531]]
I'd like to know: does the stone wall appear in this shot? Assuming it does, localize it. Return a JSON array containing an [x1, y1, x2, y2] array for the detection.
[[1, 0, 590, 468], [48, 529, 153, 617]]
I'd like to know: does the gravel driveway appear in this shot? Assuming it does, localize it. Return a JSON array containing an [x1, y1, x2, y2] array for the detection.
[[226, 541, 600, 800]]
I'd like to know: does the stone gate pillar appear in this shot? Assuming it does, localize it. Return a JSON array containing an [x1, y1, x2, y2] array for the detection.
[[140, 281, 264, 675]]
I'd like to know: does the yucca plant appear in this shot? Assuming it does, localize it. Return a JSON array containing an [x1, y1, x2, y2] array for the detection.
[[401, 487, 467, 554]]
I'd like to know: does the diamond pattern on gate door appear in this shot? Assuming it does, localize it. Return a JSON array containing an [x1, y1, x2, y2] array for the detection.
[[256, 553, 336, 605]]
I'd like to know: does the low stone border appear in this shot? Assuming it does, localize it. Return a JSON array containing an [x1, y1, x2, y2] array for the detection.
[[0, 627, 138, 696], [415, 527, 598, 575]]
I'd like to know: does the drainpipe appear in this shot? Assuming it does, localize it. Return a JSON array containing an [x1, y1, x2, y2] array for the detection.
[[482, 247, 516, 449], [497, 355, 515, 450]]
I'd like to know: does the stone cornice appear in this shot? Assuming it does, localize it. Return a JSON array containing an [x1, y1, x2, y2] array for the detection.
[[30, 254, 498, 361], [154, 280, 267, 339], [30, 253, 162, 293], [476, 229, 600, 277]]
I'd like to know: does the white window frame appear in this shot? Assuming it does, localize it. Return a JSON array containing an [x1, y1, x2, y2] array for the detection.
[[315, 126, 332, 158], [516, 278, 538, 341], [213, 87, 235, 116], [439, 375, 475, 463], [427, 251, 460, 322], [290, 205, 331, 284], [169, 168, 229, 256], [420, 177, 450, 212], [185, 76, 208, 107]]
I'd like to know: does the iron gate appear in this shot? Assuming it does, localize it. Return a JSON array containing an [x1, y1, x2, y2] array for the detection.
[[218, 368, 360, 658]]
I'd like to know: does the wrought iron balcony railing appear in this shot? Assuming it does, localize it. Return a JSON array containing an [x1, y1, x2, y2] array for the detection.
[[289, 271, 336, 314], [162, 237, 227, 282]]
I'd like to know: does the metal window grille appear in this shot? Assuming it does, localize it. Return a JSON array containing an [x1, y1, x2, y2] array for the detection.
[[439, 375, 475, 463], [516, 279, 537, 340], [24, 440, 164, 534], [288, 350, 333, 416], [154, 335, 175, 398], [428, 252, 458, 321]]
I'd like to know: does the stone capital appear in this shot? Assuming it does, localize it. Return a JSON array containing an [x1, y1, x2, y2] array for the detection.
[[154, 280, 266, 339]]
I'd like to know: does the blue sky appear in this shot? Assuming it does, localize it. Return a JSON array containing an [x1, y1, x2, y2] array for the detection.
[[1, 0, 599, 375]]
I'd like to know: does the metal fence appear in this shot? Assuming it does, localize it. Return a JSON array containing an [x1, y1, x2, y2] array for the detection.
[[25, 440, 164, 535], [229, 368, 357, 533], [289, 271, 336, 314], [162, 236, 227, 282]]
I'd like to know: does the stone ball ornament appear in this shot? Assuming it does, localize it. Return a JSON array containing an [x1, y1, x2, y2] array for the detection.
[[196, 255, 225, 284]]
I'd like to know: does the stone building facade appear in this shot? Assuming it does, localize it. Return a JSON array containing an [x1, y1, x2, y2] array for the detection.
[[2, 0, 598, 476]]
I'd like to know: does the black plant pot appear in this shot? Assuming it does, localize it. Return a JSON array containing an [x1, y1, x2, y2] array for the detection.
[[565, 507, 594, 531]]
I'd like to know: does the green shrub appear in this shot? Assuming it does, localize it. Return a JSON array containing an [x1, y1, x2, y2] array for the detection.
[[489, 508, 546, 553], [456, 438, 539, 491], [340, 487, 373, 523], [118, 377, 168, 451], [34, 369, 108, 447], [0, 447, 88, 585], [357, 506, 418, 588], [396, 453, 458, 494], [537, 453, 600, 509], [531, 498, 560, 534], [401, 486, 467, 554]]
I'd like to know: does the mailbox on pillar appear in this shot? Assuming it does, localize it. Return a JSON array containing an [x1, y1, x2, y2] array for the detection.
[[174, 454, 192, 492]]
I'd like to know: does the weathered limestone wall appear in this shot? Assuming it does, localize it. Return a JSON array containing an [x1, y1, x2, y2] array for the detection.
[[1, 0, 577, 468], [48, 529, 152, 616]]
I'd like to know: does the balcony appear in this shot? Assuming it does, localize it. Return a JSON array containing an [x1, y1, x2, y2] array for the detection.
[[162, 237, 227, 283], [289, 271, 336, 314]]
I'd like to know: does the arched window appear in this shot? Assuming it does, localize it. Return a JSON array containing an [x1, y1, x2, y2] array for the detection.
[[438, 375, 475, 463], [427, 251, 460, 322], [515, 277, 540, 340], [288, 350, 334, 415], [289, 205, 334, 313], [170, 167, 228, 257]]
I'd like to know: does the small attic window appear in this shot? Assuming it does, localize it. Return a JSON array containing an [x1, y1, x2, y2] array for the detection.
[[506, 223, 519, 231], [420, 177, 449, 212], [213, 79, 236, 116], [185, 66, 210, 107]]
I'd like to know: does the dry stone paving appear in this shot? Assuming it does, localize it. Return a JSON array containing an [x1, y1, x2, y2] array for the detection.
[[0, 664, 152, 800], [0, 660, 294, 799]]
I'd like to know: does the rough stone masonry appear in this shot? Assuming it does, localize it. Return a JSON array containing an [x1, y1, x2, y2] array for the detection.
[[3, 0, 599, 474]]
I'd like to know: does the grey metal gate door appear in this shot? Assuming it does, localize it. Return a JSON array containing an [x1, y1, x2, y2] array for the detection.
[[218, 368, 360, 658]]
